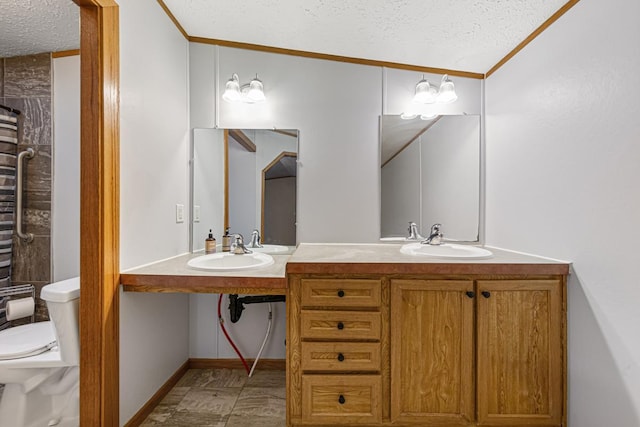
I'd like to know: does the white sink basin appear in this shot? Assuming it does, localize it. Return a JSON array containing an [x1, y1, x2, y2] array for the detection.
[[400, 242, 493, 259], [187, 252, 274, 271], [244, 244, 292, 254]]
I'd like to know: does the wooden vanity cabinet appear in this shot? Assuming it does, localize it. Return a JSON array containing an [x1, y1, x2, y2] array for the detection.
[[288, 274, 566, 427]]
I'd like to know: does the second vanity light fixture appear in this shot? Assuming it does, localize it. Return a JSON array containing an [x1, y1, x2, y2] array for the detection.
[[401, 74, 458, 120], [222, 73, 266, 103]]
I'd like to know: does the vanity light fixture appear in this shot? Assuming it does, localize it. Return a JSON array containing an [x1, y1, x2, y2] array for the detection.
[[222, 73, 266, 103], [401, 74, 458, 120]]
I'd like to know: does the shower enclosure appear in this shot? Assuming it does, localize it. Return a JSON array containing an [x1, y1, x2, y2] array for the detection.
[[0, 53, 55, 326]]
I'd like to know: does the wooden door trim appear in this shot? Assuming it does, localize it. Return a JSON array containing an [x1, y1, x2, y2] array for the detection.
[[73, 0, 120, 425]]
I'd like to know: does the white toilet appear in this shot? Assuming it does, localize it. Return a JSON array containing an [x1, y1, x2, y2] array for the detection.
[[0, 277, 80, 427]]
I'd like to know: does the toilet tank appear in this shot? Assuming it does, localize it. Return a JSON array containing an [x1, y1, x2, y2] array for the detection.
[[41, 277, 80, 365]]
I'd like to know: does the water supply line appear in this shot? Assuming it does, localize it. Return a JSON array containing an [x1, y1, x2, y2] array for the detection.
[[16, 148, 35, 242], [249, 302, 272, 377], [217, 294, 250, 375]]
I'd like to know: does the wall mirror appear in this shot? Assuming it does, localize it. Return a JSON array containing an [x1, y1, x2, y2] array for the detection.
[[380, 114, 480, 242], [191, 128, 298, 252]]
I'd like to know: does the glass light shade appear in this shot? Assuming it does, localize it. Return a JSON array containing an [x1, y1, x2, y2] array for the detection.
[[413, 79, 436, 104], [437, 74, 458, 103], [246, 77, 266, 103], [222, 74, 241, 102]]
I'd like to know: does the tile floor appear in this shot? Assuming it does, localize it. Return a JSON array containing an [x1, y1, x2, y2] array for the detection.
[[141, 368, 286, 427]]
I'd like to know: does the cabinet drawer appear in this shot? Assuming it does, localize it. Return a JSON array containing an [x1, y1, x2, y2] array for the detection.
[[301, 310, 381, 341], [301, 279, 381, 308], [301, 342, 381, 372], [302, 375, 382, 424]]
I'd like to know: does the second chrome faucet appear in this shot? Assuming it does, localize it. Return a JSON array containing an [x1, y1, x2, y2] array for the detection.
[[407, 222, 444, 245]]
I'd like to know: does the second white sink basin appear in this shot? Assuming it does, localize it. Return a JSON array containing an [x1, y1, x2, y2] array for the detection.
[[187, 252, 274, 271], [400, 242, 493, 259]]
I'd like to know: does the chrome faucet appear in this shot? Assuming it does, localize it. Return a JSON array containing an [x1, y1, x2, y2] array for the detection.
[[248, 229, 263, 248], [407, 222, 424, 240], [422, 223, 444, 245], [230, 234, 252, 254]]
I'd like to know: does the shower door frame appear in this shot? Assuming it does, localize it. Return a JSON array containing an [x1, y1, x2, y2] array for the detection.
[[74, 0, 120, 426]]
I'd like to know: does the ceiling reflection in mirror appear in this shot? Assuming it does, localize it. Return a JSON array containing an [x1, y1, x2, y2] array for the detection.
[[192, 129, 298, 252], [380, 114, 480, 242]]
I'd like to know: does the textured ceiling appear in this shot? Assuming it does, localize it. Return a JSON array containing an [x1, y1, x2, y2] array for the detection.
[[1, 1, 569, 73], [163, 0, 568, 74], [0, 0, 79, 58]]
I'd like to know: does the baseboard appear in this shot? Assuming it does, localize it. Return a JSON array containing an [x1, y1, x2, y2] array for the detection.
[[189, 357, 286, 370], [124, 358, 285, 426], [124, 360, 190, 427]]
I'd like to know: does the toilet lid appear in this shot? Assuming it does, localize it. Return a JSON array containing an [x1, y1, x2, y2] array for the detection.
[[0, 321, 57, 360]]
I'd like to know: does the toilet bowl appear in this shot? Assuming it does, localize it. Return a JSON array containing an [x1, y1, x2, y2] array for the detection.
[[0, 277, 80, 427]]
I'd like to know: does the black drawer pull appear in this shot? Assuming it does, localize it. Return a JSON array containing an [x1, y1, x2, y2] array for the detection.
[[337, 353, 345, 362], [337, 322, 344, 330], [465, 291, 475, 298], [481, 291, 491, 298], [338, 395, 346, 404], [337, 290, 345, 298]]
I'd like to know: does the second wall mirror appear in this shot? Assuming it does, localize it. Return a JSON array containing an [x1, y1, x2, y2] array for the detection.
[[381, 114, 480, 242]]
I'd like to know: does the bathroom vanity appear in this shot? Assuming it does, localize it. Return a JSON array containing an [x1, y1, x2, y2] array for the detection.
[[285, 244, 568, 427], [120, 243, 569, 427]]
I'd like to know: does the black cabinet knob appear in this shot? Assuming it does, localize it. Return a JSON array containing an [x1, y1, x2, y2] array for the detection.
[[481, 291, 491, 298], [337, 353, 345, 362], [337, 322, 344, 330], [337, 290, 345, 298], [338, 395, 346, 404], [465, 291, 475, 298]]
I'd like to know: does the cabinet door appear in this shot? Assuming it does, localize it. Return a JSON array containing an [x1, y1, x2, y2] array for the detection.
[[390, 280, 475, 425], [477, 280, 563, 426]]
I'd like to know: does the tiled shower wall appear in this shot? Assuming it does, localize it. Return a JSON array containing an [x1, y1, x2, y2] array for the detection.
[[0, 53, 52, 322]]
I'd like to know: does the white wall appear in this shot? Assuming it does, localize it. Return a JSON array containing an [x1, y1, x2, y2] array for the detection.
[[485, 0, 640, 425], [187, 43, 483, 361], [117, 0, 191, 424], [188, 45, 483, 243], [52, 55, 80, 282], [216, 47, 382, 243], [189, 293, 286, 361]]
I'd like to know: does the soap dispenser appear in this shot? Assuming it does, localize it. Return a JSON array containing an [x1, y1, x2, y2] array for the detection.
[[205, 229, 217, 254], [222, 227, 231, 252]]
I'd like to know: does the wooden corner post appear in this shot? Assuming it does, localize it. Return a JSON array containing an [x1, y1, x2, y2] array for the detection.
[[74, 0, 120, 425]]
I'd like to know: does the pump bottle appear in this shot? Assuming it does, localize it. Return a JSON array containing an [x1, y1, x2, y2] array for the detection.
[[205, 229, 217, 254]]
